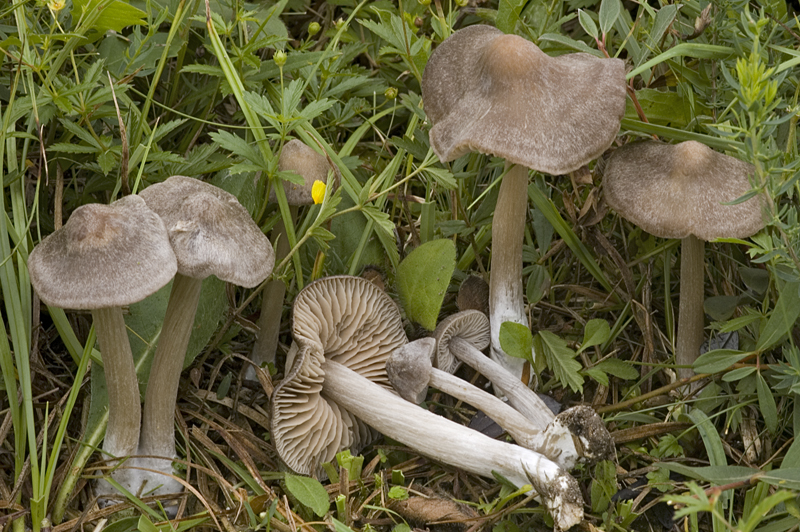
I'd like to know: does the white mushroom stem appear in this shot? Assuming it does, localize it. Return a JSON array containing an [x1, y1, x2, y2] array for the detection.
[[676, 235, 705, 381], [137, 273, 202, 495], [321, 360, 583, 531], [490, 163, 533, 383], [93, 307, 141, 459], [450, 336, 554, 427]]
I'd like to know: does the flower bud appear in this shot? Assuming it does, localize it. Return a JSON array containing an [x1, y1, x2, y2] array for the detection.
[[273, 50, 287, 67], [335, 18, 345, 30], [312, 180, 326, 204], [384, 87, 398, 100], [308, 22, 321, 36], [48, 0, 65, 11]]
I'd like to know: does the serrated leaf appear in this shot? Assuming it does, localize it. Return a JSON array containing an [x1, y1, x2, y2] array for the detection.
[[48, 143, 98, 154], [578, 10, 599, 39], [756, 372, 778, 434], [209, 130, 264, 167], [580, 319, 611, 352], [598, 0, 621, 34], [499, 322, 533, 363], [97, 150, 116, 175], [396, 239, 456, 331], [284, 474, 330, 517], [424, 167, 457, 190], [756, 281, 800, 352], [534, 331, 583, 392]]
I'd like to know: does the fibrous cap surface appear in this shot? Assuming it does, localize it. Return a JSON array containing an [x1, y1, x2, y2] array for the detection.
[[422, 25, 626, 174], [604, 141, 765, 241], [139, 175, 274, 286], [28, 195, 177, 309]]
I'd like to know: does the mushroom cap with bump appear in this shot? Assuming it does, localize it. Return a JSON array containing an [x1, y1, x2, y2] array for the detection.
[[270, 139, 341, 205], [433, 310, 492, 374], [422, 25, 627, 175], [28, 195, 177, 309], [139, 176, 274, 287], [603, 141, 766, 241], [271, 275, 408, 476]]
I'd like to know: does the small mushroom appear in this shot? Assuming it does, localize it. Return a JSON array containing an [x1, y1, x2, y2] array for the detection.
[[422, 25, 626, 382], [438, 311, 615, 464], [137, 176, 274, 497], [248, 139, 341, 379], [272, 276, 583, 531], [603, 141, 766, 380], [387, 338, 578, 469], [27, 196, 177, 499]]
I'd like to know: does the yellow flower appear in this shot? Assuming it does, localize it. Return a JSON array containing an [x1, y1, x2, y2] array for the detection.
[[311, 180, 326, 204], [48, 0, 66, 12]]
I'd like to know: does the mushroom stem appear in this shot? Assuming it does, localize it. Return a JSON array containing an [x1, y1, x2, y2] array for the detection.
[[93, 307, 141, 458], [140, 273, 202, 459], [489, 163, 532, 382], [450, 336, 553, 427], [321, 360, 583, 531], [676, 234, 705, 381]]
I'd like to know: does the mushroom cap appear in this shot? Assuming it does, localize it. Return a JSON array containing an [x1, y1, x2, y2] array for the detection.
[[456, 275, 489, 317], [386, 338, 436, 404], [270, 139, 341, 205], [421, 25, 626, 175], [433, 310, 491, 374], [139, 176, 274, 287], [603, 141, 766, 241], [271, 275, 408, 475], [28, 195, 177, 309]]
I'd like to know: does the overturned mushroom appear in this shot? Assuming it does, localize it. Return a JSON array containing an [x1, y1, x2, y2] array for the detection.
[[437, 311, 614, 465], [27, 196, 177, 500], [422, 24, 626, 382], [603, 141, 766, 381], [272, 276, 583, 531]]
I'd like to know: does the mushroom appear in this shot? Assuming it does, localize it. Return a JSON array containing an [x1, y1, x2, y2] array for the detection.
[[603, 141, 764, 379], [603, 141, 766, 381], [248, 139, 340, 379], [387, 338, 580, 470], [271, 276, 584, 531], [421, 24, 626, 382], [136, 176, 274, 496], [27, 196, 177, 498], [434, 310, 615, 465]]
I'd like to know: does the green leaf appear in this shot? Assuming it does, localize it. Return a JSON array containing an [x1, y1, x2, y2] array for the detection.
[[580, 319, 610, 352], [756, 372, 778, 434], [739, 267, 769, 296], [496, 0, 526, 34], [594, 359, 639, 381], [578, 10, 599, 40], [693, 349, 751, 374], [499, 322, 533, 363], [72, 0, 147, 34], [756, 281, 800, 352], [284, 474, 330, 517], [627, 43, 734, 80], [534, 331, 583, 392], [704, 295, 741, 322], [388, 486, 409, 500], [396, 239, 456, 331], [687, 409, 726, 466], [525, 265, 550, 306], [598, 0, 621, 35]]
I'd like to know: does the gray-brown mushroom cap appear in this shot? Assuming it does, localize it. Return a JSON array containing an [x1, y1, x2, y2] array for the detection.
[[270, 139, 341, 205], [422, 25, 626, 175], [434, 310, 492, 374], [139, 176, 274, 287], [28, 195, 177, 309], [271, 275, 408, 476], [603, 141, 766, 241]]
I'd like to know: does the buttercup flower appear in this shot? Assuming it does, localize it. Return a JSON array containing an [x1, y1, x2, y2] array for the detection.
[[311, 180, 326, 204]]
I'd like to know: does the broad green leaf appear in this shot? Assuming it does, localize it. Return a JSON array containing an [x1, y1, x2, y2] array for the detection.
[[580, 319, 611, 352], [72, 0, 147, 35], [284, 474, 330, 517], [756, 372, 778, 434], [759, 468, 800, 491], [396, 239, 456, 331], [388, 486, 409, 500], [499, 322, 533, 363], [687, 409, 726, 467], [756, 281, 800, 352], [534, 331, 583, 392], [624, 88, 708, 128], [693, 349, 751, 374], [336, 450, 363, 481], [525, 265, 550, 306], [657, 463, 757, 485], [739, 267, 770, 295], [584, 367, 609, 387], [594, 359, 638, 380], [496, 0, 526, 34], [598, 0, 621, 35], [646, 4, 680, 52], [627, 44, 735, 80], [784, 433, 800, 467], [704, 295, 741, 322], [578, 10, 599, 40]]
